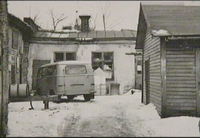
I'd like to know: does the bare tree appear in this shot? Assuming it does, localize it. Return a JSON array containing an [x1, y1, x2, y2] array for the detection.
[[32, 13, 40, 23], [91, 13, 98, 31], [50, 9, 67, 31]]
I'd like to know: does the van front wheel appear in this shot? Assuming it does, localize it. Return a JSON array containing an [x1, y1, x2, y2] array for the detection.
[[83, 94, 91, 101]]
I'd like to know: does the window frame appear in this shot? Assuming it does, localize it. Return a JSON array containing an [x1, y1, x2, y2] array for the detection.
[[54, 52, 76, 62], [12, 29, 19, 50], [65, 65, 87, 75], [92, 51, 114, 80]]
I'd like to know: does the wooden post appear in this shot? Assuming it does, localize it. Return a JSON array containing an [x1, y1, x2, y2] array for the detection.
[[160, 37, 167, 118], [103, 14, 106, 37], [0, 0, 9, 136], [43, 96, 49, 109]]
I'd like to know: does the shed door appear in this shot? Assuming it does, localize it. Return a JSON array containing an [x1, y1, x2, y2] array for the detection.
[[32, 60, 50, 90], [145, 59, 150, 104], [166, 46, 197, 116]]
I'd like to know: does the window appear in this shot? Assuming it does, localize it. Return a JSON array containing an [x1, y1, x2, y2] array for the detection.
[[54, 52, 76, 62], [65, 65, 86, 74], [12, 30, 18, 49], [92, 52, 114, 80], [55, 52, 64, 62], [38, 65, 57, 78], [66, 52, 76, 60]]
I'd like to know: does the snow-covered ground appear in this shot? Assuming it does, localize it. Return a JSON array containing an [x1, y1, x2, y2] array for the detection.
[[7, 90, 200, 137]]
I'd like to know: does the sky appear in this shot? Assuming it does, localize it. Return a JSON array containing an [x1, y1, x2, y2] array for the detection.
[[7, 1, 200, 31]]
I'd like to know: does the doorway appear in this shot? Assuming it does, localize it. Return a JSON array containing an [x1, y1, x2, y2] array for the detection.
[[145, 59, 150, 104]]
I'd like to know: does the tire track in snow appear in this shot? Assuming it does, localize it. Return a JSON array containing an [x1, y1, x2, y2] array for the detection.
[[60, 100, 137, 137]]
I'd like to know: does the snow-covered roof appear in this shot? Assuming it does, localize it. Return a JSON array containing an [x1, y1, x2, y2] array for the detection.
[[32, 29, 137, 41]]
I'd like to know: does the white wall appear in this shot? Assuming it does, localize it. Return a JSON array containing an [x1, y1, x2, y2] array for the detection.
[[28, 41, 136, 93]]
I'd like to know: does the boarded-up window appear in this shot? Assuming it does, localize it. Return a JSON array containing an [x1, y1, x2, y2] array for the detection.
[[54, 52, 76, 62], [11, 65, 16, 84], [92, 52, 114, 80]]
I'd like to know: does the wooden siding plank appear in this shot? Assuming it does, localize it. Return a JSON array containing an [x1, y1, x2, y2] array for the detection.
[[196, 49, 200, 116], [143, 31, 161, 114], [166, 55, 195, 58]]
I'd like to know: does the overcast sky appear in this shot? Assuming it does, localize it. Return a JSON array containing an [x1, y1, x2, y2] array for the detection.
[[7, 1, 200, 31]]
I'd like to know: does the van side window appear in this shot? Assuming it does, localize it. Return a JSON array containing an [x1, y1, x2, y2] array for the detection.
[[38, 66, 56, 77], [65, 65, 87, 74], [45, 66, 56, 76]]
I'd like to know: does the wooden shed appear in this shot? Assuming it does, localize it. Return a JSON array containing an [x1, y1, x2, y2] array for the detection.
[[136, 4, 200, 117]]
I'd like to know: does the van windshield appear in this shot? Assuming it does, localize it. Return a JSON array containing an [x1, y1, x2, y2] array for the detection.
[[38, 65, 57, 78], [65, 65, 87, 74]]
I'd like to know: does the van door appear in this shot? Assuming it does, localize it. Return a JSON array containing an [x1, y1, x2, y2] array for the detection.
[[64, 64, 89, 95], [37, 66, 57, 95]]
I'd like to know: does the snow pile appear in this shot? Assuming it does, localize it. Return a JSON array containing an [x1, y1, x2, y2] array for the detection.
[[151, 29, 171, 36], [7, 102, 71, 137], [7, 90, 200, 137], [143, 116, 200, 137]]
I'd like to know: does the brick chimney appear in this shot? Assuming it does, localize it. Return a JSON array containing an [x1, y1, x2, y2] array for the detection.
[[79, 15, 90, 32]]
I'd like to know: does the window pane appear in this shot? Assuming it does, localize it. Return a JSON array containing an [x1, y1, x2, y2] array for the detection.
[[104, 52, 113, 70], [55, 52, 64, 62], [66, 52, 76, 60], [104, 52, 113, 61], [92, 52, 103, 70], [65, 65, 86, 74], [137, 60, 142, 65]]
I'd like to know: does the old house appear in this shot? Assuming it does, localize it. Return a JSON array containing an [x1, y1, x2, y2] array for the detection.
[[7, 14, 33, 86], [0, 10, 33, 135], [26, 15, 137, 95], [136, 3, 200, 117]]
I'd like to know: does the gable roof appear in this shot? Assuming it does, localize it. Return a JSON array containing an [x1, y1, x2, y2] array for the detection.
[[8, 13, 33, 34], [136, 4, 200, 49], [143, 4, 200, 36]]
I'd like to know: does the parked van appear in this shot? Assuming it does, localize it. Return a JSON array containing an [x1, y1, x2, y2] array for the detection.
[[36, 61, 95, 101]]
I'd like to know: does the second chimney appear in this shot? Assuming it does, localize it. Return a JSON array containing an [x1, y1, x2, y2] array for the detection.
[[79, 15, 90, 32]]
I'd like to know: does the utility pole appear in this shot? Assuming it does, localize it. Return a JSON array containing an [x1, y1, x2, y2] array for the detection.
[[0, 0, 9, 136], [103, 14, 106, 37]]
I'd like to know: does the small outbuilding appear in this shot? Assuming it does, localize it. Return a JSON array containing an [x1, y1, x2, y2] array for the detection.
[[136, 3, 200, 117]]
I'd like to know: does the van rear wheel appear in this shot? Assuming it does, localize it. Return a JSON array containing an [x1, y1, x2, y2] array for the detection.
[[83, 94, 91, 101], [67, 95, 75, 101], [53, 95, 62, 103]]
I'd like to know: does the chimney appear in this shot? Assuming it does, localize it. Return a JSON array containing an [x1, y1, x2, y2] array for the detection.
[[79, 15, 90, 32], [23, 17, 41, 31]]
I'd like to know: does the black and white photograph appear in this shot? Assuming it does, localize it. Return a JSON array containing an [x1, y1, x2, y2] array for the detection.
[[1, 0, 200, 137]]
